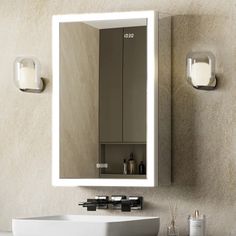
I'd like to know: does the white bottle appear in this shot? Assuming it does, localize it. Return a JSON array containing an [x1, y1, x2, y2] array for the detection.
[[123, 159, 128, 175], [188, 210, 205, 236]]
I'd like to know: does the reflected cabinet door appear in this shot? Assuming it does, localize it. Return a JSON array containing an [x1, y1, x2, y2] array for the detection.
[[99, 28, 123, 143], [99, 26, 147, 144], [123, 26, 147, 143]]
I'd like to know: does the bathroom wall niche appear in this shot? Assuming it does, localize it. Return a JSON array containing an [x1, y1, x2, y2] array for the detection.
[[52, 11, 171, 187]]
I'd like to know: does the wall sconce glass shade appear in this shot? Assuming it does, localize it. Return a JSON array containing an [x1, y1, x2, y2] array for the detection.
[[187, 52, 217, 90], [14, 57, 44, 93]]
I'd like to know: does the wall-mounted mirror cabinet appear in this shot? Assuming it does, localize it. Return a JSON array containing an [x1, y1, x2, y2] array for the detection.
[[52, 11, 171, 187]]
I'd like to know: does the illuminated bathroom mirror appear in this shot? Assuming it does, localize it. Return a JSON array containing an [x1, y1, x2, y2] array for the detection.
[[52, 11, 171, 187]]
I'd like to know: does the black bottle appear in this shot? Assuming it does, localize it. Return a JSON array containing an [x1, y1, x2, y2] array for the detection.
[[138, 161, 145, 175]]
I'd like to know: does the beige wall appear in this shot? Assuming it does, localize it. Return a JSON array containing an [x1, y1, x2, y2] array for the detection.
[[0, 1, 236, 236], [59, 22, 99, 178]]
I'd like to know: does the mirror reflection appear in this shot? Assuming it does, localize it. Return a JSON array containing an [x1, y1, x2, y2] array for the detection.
[[59, 19, 147, 179]]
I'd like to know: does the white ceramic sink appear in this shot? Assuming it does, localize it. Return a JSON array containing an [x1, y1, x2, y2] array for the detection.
[[12, 215, 160, 236]]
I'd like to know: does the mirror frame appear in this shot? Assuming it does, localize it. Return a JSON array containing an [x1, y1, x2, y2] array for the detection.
[[52, 11, 158, 187]]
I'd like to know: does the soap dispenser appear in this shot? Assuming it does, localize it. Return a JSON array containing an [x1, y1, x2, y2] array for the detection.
[[188, 210, 205, 236]]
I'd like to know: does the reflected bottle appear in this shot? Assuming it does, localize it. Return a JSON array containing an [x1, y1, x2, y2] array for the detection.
[[128, 153, 136, 174], [138, 161, 145, 175], [123, 159, 128, 175]]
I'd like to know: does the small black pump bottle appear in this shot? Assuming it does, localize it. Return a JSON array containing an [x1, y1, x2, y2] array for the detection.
[[138, 161, 145, 175]]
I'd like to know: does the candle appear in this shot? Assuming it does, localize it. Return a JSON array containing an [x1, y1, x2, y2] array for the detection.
[[19, 67, 36, 89], [191, 62, 211, 86]]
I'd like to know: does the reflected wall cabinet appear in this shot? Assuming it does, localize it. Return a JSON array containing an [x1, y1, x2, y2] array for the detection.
[[52, 11, 171, 187]]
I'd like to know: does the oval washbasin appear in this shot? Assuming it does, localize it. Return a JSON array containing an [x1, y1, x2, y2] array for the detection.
[[12, 215, 160, 236]]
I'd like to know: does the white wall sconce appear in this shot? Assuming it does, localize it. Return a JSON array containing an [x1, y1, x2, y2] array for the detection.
[[187, 52, 217, 90], [14, 57, 44, 93]]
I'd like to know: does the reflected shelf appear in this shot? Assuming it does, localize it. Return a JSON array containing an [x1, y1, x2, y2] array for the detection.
[[100, 142, 146, 145], [99, 174, 146, 179]]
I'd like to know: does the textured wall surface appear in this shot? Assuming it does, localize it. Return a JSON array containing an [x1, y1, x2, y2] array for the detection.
[[0, 0, 236, 236]]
